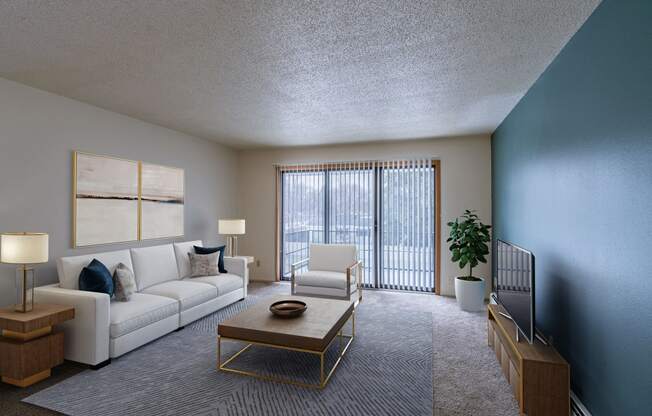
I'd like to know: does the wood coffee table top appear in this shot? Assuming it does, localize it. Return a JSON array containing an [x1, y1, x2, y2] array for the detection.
[[218, 295, 354, 352]]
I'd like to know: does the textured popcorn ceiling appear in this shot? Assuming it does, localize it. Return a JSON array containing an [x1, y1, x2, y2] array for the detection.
[[0, 1, 600, 148]]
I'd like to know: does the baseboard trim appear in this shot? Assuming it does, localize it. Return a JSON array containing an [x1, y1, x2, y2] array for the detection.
[[571, 391, 593, 416]]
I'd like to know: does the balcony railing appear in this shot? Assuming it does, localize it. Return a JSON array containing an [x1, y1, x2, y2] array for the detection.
[[282, 228, 435, 291]]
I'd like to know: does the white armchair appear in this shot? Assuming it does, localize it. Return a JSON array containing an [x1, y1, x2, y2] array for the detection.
[[291, 244, 362, 304]]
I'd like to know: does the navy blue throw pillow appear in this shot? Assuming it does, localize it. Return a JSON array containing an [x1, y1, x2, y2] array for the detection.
[[194, 245, 227, 273], [79, 258, 114, 296]]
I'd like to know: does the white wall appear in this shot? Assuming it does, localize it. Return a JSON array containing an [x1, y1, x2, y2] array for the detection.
[[0, 77, 239, 307], [236, 135, 492, 297]]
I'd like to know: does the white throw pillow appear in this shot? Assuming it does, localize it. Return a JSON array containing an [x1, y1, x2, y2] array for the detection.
[[112, 262, 136, 301]]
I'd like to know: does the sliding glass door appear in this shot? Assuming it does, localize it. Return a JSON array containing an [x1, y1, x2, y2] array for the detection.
[[280, 160, 437, 292]]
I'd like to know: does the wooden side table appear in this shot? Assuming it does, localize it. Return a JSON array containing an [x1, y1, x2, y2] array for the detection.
[[0, 304, 75, 387]]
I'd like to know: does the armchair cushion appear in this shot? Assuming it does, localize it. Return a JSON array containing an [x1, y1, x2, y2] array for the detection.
[[296, 270, 354, 290], [308, 244, 357, 273]]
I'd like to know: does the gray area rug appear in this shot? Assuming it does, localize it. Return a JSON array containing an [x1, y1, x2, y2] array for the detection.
[[23, 284, 519, 415], [23, 290, 433, 416]]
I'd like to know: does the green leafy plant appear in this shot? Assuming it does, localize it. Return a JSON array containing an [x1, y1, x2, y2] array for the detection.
[[447, 209, 491, 281]]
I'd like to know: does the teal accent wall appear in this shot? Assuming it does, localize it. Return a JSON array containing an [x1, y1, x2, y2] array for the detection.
[[491, 0, 652, 414]]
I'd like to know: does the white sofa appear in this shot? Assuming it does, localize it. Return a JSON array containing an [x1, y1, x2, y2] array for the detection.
[[34, 240, 247, 367]]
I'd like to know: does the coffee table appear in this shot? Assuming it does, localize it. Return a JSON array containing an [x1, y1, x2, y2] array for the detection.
[[217, 295, 355, 389]]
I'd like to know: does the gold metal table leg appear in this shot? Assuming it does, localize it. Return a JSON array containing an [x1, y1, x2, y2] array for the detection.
[[320, 353, 325, 387], [217, 335, 221, 369]]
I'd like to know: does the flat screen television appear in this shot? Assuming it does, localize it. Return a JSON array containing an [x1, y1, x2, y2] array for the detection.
[[494, 240, 535, 343]]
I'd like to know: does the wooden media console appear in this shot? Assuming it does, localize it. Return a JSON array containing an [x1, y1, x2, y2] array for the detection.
[[487, 304, 570, 415]]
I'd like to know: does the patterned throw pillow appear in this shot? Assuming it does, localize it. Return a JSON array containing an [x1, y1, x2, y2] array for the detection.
[[188, 252, 220, 277], [113, 262, 136, 302], [194, 245, 228, 273]]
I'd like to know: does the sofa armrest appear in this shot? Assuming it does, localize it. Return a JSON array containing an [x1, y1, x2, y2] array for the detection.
[[34, 284, 110, 365], [224, 257, 248, 297]]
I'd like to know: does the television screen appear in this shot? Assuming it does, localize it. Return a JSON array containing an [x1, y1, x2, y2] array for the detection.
[[495, 240, 535, 343]]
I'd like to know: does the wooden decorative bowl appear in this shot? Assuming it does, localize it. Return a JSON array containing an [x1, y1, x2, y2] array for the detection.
[[269, 300, 307, 318]]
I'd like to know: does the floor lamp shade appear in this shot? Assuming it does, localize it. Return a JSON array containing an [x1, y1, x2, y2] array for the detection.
[[218, 219, 245, 257], [1, 232, 49, 313]]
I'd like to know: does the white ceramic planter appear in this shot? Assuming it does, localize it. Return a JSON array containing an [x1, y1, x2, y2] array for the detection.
[[455, 277, 486, 312]]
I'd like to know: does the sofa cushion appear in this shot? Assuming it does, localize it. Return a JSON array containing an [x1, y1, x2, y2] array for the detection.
[[78, 259, 115, 296], [109, 293, 178, 338], [130, 244, 179, 291], [187, 273, 243, 296], [141, 280, 217, 311], [308, 244, 357, 273], [173, 240, 202, 278], [58, 249, 133, 290], [296, 270, 354, 290]]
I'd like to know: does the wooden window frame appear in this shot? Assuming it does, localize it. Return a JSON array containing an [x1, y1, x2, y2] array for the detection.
[[274, 160, 441, 295]]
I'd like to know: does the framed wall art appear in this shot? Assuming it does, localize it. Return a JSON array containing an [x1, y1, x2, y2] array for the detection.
[[73, 152, 184, 247]]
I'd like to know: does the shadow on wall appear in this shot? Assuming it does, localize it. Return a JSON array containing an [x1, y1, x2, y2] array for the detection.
[[537, 253, 605, 408]]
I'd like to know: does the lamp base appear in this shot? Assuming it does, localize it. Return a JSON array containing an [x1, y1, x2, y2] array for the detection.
[[15, 266, 35, 313], [226, 236, 239, 257]]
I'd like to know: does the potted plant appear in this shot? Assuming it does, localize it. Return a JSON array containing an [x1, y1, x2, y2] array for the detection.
[[447, 209, 491, 312]]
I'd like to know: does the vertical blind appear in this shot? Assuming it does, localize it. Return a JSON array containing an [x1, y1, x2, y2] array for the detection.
[[279, 159, 437, 292], [281, 166, 325, 277], [379, 160, 436, 291]]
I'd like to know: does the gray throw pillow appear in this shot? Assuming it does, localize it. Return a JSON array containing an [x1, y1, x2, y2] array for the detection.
[[113, 262, 136, 302], [188, 252, 220, 277]]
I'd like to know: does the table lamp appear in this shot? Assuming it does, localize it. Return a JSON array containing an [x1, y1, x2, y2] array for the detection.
[[1, 232, 49, 312], [218, 219, 245, 257]]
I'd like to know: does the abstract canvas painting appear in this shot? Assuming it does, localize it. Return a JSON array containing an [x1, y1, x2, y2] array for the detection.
[[140, 163, 184, 240], [74, 152, 139, 246]]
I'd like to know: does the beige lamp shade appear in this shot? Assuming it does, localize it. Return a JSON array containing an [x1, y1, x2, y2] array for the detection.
[[218, 219, 246, 235], [1, 232, 49, 264]]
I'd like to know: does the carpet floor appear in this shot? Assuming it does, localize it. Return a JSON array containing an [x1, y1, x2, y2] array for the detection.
[[4, 282, 519, 415]]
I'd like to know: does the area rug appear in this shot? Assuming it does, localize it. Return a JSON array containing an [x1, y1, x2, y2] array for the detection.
[[23, 294, 433, 416]]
